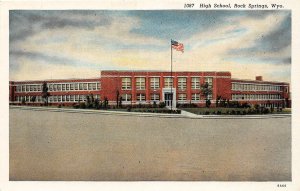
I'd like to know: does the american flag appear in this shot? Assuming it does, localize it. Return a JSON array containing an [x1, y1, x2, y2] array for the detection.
[[171, 40, 184, 53]]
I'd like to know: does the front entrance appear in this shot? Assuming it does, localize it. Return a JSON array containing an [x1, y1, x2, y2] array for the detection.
[[162, 88, 176, 109], [164, 93, 173, 107]]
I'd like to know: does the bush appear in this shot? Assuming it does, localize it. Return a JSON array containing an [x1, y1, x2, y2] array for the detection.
[[263, 108, 270, 114], [79, 102, 86, 109], [152, 101, 157, 108], [159, 102, 166, 108], [73, 103, 79, 109]]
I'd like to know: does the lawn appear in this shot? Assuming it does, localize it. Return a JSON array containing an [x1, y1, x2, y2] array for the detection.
[[181, 107, 291, 115]]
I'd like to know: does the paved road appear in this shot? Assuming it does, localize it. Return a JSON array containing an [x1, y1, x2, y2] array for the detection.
[[9, 108, 291, 181]]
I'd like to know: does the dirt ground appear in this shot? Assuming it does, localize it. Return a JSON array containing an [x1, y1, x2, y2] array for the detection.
[[9, 108, 291, 181]]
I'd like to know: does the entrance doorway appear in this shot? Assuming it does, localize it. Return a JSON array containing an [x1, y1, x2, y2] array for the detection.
[[164, 93, 173, 107], [162, 88, 176, 108]]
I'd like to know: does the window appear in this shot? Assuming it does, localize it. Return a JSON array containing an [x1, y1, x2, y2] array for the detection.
[[178, 77, 187, 90], [191, 77, 200, 89], [151, 94, 160, 101], [49, 84, 53, 91], [95, 95, 100, 100], [97, 83, 101, 90], [74, 83, 79, 90], [150, 78, 160, 89], [178, 93, 187, 102], [83, 83, 88, 90], [62, 84, 66, 91], [164, 77, 173, 88], [26, 85, 30, 92], [122, 78, 131, 90], [70, 83, 74, 90], [192, 93, 200, 101], [79, 83, 83, 90], [53, 95, 57, 102], [136, 77, 146, 90], [53, 84, 58, 91], [16, 85, 21, 92], [136, 93, 146, 102], [207, 94, 213, 100], [121, 94, 132, 102], [88, 83, 94, 90], [81, 95, 86, 101], [205, 77, 213, 87], [70, 95, 75, 102]]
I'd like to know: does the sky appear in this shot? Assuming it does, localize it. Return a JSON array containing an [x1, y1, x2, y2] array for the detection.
[[9, 10, 291, 82]]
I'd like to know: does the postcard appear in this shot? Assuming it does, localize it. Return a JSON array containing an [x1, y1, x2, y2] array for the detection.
[[1, 0, 300, 191]]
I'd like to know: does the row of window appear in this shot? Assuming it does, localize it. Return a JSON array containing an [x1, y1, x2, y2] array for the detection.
[[120, 93, 212, 102], [15, 95, 100, 103], [232, 83, 283, 91], [231, 94, 283, 101], [16, 82, 100, 92], [122, 77, 213, 90]]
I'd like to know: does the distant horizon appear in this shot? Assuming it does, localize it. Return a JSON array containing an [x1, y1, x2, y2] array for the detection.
[[10, 10, 291, 83]]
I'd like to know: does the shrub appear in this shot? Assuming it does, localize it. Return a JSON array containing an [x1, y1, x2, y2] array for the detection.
[[153, 101, 157, 108], [263, 108, 270, 114], [79, 102, 86, 109], [73, 103, 79, 109], [159, 102, 166, 108]]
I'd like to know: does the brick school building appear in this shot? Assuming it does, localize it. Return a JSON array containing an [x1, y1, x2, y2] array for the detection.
[[9, 70, 291, 108]]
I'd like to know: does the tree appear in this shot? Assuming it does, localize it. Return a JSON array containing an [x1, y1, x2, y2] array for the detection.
[[30, 96, 36, 103], [201, 82, 213, 108], [216, 95, 221, 107], [103, 96, 109, 109], [86, 95, 91, 108], [42, 82, 50, 106], [116, 90, 120, 108], [94, 98, 100, 109], [21, 97, 26, 105], [119, 97, 122, 108]]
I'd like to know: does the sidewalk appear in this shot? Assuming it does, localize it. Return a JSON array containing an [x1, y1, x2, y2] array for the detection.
[[9, 105, 291, 119]]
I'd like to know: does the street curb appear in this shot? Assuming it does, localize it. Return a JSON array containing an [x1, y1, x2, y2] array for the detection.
[[10, 106, 291, 119]]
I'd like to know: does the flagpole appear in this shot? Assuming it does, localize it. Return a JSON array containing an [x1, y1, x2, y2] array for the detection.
[[170, 39, 173, 111]]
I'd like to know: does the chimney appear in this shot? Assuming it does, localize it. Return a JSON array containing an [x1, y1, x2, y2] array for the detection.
[[256, 76, 263, 81]]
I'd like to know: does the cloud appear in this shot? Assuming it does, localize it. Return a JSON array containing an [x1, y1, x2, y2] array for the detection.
[[9, 10, 291, 83], [9, 10, 111, 42], [10, 57, 100, 81]]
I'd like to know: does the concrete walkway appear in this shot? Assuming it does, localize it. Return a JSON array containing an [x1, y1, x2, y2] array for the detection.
[[9, 105, 291, 119]]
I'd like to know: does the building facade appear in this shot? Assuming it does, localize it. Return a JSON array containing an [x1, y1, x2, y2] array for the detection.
[[9, 70, 291, 108]]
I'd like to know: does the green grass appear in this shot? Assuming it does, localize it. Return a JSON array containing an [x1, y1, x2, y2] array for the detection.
[[182, 107, 291, 115]]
